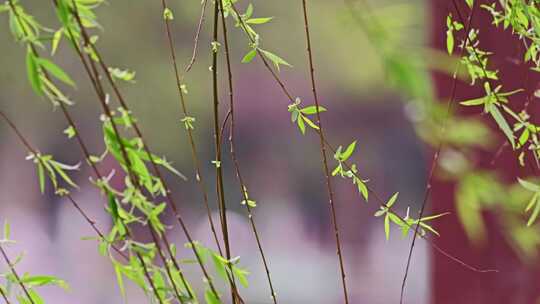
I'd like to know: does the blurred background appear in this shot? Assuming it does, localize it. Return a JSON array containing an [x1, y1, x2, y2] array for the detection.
[[1, 0, 538, 303]]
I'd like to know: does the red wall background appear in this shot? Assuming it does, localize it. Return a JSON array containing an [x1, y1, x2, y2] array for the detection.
[[431, 1, 540, 303]]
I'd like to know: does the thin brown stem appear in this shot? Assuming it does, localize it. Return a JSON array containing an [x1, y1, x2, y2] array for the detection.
[[210, 2, 239, 303], [185, 0, 209, 74], [400, 2, 478, 303], [159, 0, 223, 257], [300, 1, 349, 303], [211, 0, 230, 259], [218, 1, 278, 302]]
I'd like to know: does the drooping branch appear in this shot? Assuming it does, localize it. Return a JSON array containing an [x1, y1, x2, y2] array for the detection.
[[300, 0, 349, 302]]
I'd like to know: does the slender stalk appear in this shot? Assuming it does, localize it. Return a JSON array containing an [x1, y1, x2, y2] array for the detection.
[[185, 0, 209, 73], [400, 2, 478, 303], [300, 1, 349, 302], [211, 0, 231, 260], [158, 1, 247, 301], [210, 2, 239, 303], [218, 1, 278, 302], [159, 0, 223, 256], [0, 244, 35, 304]]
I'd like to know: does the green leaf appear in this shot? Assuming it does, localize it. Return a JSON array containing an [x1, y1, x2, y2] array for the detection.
[[374, 208, 386, 217], [446, 18, 454, 55], [302, 116, 320, 130], [37, 161, 45, 193], [419, 222, 440, 236], [3, 221, 10, 240], [108, 67, 136, 83], [152, 270, 167, 300], [460, 97, 485, 106], [56, 0, 70, 26], [232, 266, 249, 288], [518, 178, 540, 192], [114, 263, 126, 299], [50, 160, 80, 189], [527, 199, 540, 227], [35, 57, 75, 87], [246, 17, 273, 24], [297, 115, 306, 134], [260, 49, 291, 71], [28, 290, 44, 304], [26, 48, 43, 95], [63, 125, 76, 139], [340, 141, 357, 161], [51, 28, 63, 55], [489, 106, 515, 149], [163, 8, 174, 20], [300, 105, 327, 115], [241, 49, 257, 63], [204, 288, 221, 304], [384, 214, 390, 240], [420, 212, 450, 222], [386, 192, 399, 208], [22, 275, 68, 289], [108, 192, 119, 223], [211, 253, 228, 282], [356, 179, 368, 202]]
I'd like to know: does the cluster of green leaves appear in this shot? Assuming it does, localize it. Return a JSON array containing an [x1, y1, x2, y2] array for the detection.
[[287, 98, 326, 135], [448, 1, 540, 166], [101, 109, 187, 195], [7, 3, 73, 102], [181, 116, 196, 131], [444, 2, 540, 244], [332, 141, 369, 202], [3, 1, 251, 303], [460, 82, 522, 150], [483, 0, 540, 71], [221, 1, 291, 70], [374, 193, 448, 240], [26, 152, 79, 195]]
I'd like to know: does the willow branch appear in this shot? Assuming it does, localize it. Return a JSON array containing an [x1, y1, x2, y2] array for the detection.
[[218, 1, 278, 302]]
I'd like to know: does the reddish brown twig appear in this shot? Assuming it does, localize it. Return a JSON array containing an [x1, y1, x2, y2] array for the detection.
[[300, 0, 349, 302]]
